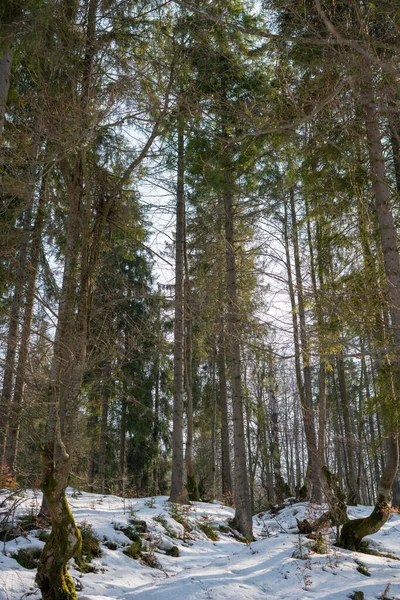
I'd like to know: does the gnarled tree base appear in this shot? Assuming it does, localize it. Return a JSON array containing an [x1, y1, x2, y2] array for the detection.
[[339, 496, 391, 551], [36, 494, 81, 600]]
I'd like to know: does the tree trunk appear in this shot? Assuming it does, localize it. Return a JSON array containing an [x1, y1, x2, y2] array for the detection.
[[184, 217, 199, 501], [269, 371, 286, 503], [36, 492, 81, 600], [211, 358, 217, 500], [218, 332, 233, 500], [119, 392, 127, 496], [0, 48, 11, 142], [287, 193, 321, 501], [36, 6, 103, 593], [35, 165, 83, 597], [340, 435, 399, 550], [224, 186, 252, 539], [152, 350, 160, 496], [98, 363, 111, 494], [170, 114, 187, 503], [336, 356, 359, 503], [338, 73, 400, 549], [312, 216, 327, 473]]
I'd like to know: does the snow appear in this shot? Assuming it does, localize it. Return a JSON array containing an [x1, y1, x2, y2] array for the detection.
[[1, 490, 400, 600]]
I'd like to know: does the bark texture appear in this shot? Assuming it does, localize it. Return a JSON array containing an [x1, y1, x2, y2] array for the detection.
[[0, 49, 11, 141], [340, 436, 399, 550], [338, 72, 400, 549], [218, 334, 233, 500], [170, 119, 187, 503], [224, 187, 252, 539]]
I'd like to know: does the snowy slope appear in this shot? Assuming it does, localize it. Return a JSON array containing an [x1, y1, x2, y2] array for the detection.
[[1, 490, 400, 600]]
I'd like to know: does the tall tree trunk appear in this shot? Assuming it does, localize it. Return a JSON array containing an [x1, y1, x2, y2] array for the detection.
[[224, 186, 252, 539], [184, 217, 198, 501], [336, 356, 359, 503], [98, 363, 111, 494], [0, 48, 11, 142], [309, 212, 327, 473], [119, 393, 127, 496], [170, 114, 187, 503], [211, 358, 217, 500], [339, 72, 400, 548], [152, 354, 160, 497], [283, 202, 305, 492], [287, 192, 321, 501], [36, 161, 84, 599], [218, 331, 233, 501], [36, 5, 102, 596], [269, 369, 285, 503]]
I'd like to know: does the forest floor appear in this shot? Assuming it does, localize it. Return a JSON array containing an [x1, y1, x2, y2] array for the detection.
[[1, 490, 400, 600]]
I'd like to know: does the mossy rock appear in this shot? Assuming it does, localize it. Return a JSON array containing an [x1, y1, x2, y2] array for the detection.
[[129, 519, 148, 534], [118, 526, 142, 544], [165, 546, 179, 557], [12, 547, 42, 569]]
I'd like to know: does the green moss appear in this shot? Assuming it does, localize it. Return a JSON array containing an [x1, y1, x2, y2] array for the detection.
[[367, 549, 399, 560], [196, 521, 219, 541], [141, 551, 161, 568], [219, 525, 231, 534], [169, 504, 192, 533], [340, 502, 389, 551], [114, 524, 142, 544], [225, 520, 246, 542], [154, 514, 176, 538], [128, 518, 148, 534], [74, 521, 101, 573], [186, 475, 200, 502], [12, 547, 42, 569], [123, 539, 143, 559], [17, 511, 38, 531], [38, 530, 51, 543], [355, 559, 371, 576], [35, 494, 82, 600]]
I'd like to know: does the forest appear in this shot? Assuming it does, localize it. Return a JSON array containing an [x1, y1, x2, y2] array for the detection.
[[1, 1, 400, 599]]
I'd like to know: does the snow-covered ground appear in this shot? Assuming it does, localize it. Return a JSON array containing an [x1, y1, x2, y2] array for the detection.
[[1, 489, 400, 600]]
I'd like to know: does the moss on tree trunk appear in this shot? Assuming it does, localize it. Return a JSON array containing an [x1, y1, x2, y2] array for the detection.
[[36, 493, 82, 600], [339, 435, 398, 551], [339, 495, 391, 551], [186, 474, 200, 501]]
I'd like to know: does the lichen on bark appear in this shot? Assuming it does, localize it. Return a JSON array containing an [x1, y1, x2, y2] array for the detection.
[[36, 494, 82, 600]]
